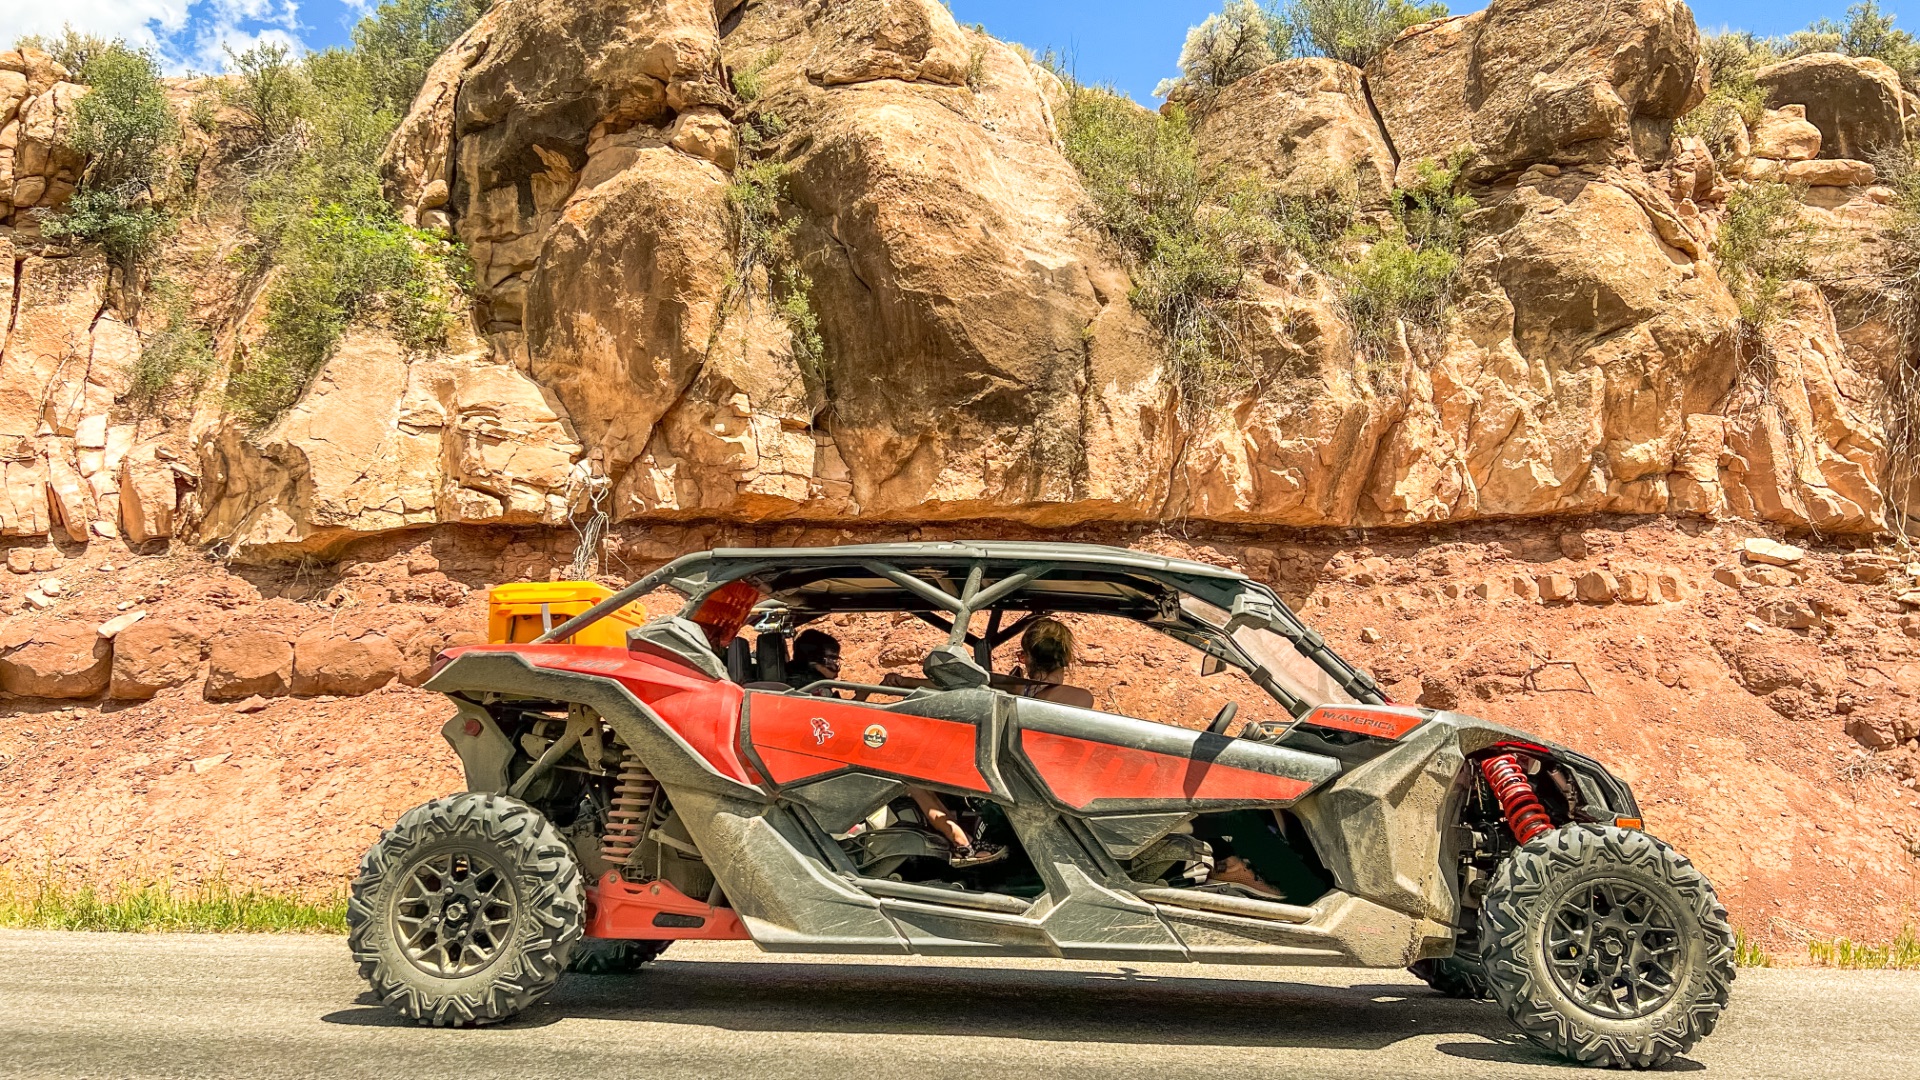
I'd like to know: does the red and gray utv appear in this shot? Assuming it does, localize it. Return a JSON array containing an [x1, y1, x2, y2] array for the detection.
[[349, 542, 1733, 1068]]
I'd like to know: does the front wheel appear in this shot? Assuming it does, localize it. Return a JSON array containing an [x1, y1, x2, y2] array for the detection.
[[1480, 826, 1734, 1069], [348, 792, 585, 1026]]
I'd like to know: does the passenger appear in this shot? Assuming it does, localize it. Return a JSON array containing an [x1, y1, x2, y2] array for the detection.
[[1010, 618, 1095, 709], [787, 628, 843, 693]]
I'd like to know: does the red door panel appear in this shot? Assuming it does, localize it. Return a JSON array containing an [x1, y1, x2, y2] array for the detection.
[[745, 692, 990, 792], [1019, 729, 1314, 811]]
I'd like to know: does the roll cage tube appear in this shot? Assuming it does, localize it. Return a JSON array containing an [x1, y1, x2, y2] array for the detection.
[[535, 550, 1385, 711]]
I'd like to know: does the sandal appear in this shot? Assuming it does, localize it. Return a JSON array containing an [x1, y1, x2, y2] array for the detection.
[[949, 841, 1008, 868]]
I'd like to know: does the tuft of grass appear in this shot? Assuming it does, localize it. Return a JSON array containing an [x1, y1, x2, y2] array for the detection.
[[1735, 929, 1773, 968], [1057, 85, 1298, 413], [731, 48, 782, 105], [1807, 925, 1920, 969], [0, 871, 346, 934]]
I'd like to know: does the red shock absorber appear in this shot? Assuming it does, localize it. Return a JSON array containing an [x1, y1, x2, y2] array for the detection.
[[1480, 753, 1554, 844]]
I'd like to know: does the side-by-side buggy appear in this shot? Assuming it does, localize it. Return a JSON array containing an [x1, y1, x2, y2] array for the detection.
[[349, 542, 1734, 1068]]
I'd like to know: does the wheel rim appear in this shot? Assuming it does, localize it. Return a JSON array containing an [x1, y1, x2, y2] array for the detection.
[[394, 850, 518, 978], [1544, 878, 1684, 1020]]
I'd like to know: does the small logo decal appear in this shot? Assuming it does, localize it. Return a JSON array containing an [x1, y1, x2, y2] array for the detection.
[[863, 724, 888, 749], [811, 718, 834, 745]]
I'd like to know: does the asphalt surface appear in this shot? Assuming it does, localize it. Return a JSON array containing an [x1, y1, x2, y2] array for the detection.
[[2, 931, 1916, 1079]]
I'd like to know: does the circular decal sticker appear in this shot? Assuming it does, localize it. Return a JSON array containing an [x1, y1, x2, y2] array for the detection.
[[862, 724, 888, 749]]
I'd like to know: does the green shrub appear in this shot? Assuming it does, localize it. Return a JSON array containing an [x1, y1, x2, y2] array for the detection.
[[731, 48, 782, 104], [1328, 150, 1472, 351], [220, 41, 311, 146], [40, 42, 180, 269], [228, 199, 466, 425], [1155, 0, 1281, 101], [1714, 182, 1816, 329], [1060, 85, 1309, 407], [1677, 34, 1768, 158], [127, 280, 218, 413], [721, 161, 824, 380], [1867, 144, 1920, 535]]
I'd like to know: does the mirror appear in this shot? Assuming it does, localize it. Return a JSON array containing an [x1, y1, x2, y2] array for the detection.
[[1199, 654, 1228, 677]]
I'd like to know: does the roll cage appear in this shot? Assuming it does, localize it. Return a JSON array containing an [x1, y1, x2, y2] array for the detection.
[[537, 542, 1386, 717]]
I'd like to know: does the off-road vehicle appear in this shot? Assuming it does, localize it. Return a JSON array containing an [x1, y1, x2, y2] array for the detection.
[[350, 542, 1734, 1068]]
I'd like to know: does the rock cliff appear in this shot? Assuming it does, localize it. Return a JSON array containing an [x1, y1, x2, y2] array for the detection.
[[0, 0, 1914, 557]]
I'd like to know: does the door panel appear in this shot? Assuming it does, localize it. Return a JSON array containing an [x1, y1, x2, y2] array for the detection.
[[744, 691, 991, 792], [1010, 698, 1340, 815]]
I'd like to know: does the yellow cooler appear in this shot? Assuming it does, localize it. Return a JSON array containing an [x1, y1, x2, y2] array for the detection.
[[487, 581, 650, 648]]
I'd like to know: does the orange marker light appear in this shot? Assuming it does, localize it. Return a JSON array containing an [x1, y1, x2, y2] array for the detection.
[[1615, 817, 1644, 830]]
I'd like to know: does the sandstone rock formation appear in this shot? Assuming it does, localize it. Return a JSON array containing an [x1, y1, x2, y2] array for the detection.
[[0, 620, 110, 698], [0, 0, 1914, 562]]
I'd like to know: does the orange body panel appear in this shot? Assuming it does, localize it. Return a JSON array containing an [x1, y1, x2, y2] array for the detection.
[[745, 691, 990, 792], [586, 872, 750, 941], [472, 644, 761, 786], [1019, 729, 1314, 810]]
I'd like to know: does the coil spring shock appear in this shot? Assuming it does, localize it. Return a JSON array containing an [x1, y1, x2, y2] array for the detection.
[[601, 748, 658, 868], [1480, 752, 1554, 844]]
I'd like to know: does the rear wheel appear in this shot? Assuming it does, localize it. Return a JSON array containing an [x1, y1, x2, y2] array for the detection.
[[1480, 825, 1734, 1069], [1409, 935, 1491, 1000], [568, 938, 670, 974], [348, 792, 585, 1026]]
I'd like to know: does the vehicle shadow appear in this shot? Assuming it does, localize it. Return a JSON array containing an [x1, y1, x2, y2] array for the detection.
[[321, 958, 1692, 1067]]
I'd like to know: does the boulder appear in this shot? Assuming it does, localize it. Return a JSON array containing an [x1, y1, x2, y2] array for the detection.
[[1785, 158, 1875, 188], [1367, 0, 1704, 185], [108, 620, 203, 700], [204, 630, 294, 700], [1537, 573, 1576, 602], [802, 0, 971, 87], [291, 632, 403, 696], [0, 621, 110, 698], [1193, 58, 1396, 203], [1740, 537, 1805, 566], [1749, 104, 1822, 161], [1756, 53, 1906, 161], [1576, 570, 1620, 602]]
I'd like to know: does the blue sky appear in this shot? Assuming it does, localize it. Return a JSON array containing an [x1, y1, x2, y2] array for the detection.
[[0, 1, 1906, 94]]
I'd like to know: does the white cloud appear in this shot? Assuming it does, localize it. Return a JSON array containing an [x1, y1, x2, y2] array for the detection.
[[2, 0, 307, 73], [1, 2, 194, 51]]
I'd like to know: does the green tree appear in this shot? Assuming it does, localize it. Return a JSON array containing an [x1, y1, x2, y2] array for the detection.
[[351, 0, 492, 115], [12, 24, 112, 73], [1155, 0, 1282, 100], [41, 43, 181, 269]]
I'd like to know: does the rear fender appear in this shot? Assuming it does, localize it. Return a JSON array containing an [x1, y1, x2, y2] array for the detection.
[[425, 650, 764, 801], [441, 699, 515, 793]]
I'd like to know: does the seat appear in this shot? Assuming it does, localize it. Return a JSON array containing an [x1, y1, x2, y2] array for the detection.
[[725, 637, 755, 684], [756, 631, 789, 686]]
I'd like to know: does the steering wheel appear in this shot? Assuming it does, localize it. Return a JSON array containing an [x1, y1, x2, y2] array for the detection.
[[1207, 701, 1239, 736]]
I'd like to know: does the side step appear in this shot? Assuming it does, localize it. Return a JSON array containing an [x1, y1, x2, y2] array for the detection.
[[849, 876, 1035, 916], [1134, 887, 1314, 924]]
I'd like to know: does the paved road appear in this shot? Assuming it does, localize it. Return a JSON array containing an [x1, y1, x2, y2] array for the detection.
[[2, 931, 1916, 1079]]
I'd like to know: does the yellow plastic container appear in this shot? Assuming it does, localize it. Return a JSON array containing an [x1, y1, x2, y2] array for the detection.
[[487, 581, 650, 649]]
